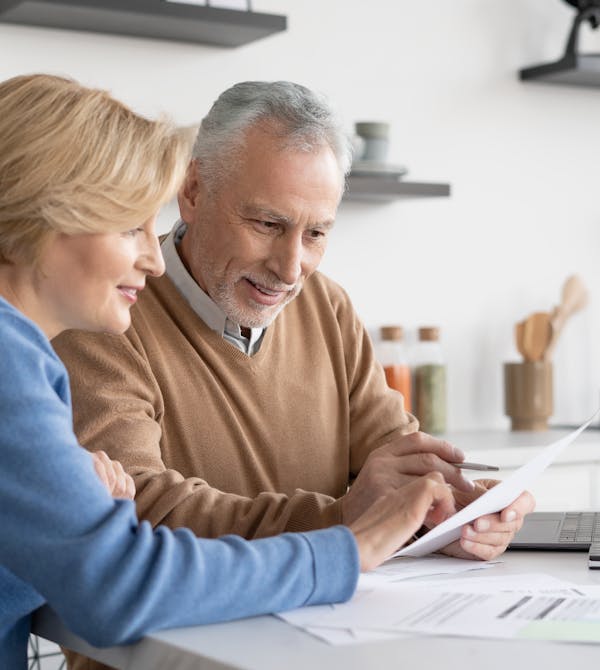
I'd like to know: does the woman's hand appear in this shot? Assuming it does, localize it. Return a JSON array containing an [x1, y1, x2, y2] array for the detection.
[[92, 450, 136, 500], [349, 472, 456, 572]]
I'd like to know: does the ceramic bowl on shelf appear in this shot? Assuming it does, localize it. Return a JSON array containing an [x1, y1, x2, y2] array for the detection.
[[354, 121, 390, 162]]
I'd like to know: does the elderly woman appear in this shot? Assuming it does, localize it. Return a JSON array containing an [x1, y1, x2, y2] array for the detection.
[[0, 74, 458, 669]]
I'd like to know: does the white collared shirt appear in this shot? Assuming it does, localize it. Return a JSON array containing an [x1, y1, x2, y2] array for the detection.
[[161, 221, 265, 356]]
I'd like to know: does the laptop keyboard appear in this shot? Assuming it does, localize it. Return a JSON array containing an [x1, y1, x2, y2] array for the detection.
[[559, 512, 600, 544]]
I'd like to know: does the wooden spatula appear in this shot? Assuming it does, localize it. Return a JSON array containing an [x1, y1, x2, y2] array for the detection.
[[522, 312, 553, 362], [515, 320, 527, 360], [544, 275, 589, 360]]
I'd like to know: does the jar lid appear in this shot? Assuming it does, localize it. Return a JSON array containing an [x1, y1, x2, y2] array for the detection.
[[380, 325, 404, 341], [418, 326, 440, 341]]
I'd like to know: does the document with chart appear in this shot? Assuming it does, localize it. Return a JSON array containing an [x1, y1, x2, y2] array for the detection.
[[279, 573, 600, 644]]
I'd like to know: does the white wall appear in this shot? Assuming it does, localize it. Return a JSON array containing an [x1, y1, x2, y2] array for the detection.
[[2, 0, 600, 430]]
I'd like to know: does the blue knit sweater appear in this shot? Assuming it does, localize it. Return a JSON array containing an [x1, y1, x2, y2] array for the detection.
[[0, 297, 359, 669]]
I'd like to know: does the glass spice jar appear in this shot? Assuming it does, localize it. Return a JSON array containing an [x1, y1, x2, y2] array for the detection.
[[378, 325, 411, 413], [413, 326, 446, 434]]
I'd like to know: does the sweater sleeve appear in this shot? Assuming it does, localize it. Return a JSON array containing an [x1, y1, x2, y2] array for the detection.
[[0, 314, 359, 648], [53, 328, 344, 538]]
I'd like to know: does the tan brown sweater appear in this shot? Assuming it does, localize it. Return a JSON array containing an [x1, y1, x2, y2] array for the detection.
[[54, 270, 416, 540]]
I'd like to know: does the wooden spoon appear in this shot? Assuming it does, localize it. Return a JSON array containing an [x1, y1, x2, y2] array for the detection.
[[522, 312, 553, 362], [544, 275, 589, 360], [515, 320, 527, 360]]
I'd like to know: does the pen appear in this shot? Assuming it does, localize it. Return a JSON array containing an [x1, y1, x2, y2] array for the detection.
[[451, 461, 499, 472]]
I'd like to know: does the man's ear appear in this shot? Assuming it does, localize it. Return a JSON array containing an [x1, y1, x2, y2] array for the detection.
[[177, 159, 203, 222]]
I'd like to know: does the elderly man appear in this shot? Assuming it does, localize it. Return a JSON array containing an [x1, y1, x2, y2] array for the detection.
[[55, 83, 532, 664]]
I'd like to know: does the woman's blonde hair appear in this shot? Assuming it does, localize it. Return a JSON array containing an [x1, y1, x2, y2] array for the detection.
[[0, 74, 195, 264]]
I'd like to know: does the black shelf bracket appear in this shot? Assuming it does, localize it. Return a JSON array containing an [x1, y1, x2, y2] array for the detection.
[[520, 3, 600, 87]]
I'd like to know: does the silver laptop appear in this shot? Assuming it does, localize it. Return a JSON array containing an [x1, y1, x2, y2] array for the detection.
[[509, 511, 600, 568]]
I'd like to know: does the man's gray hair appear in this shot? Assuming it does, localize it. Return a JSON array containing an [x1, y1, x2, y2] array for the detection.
[[192, 81, 352, 191]]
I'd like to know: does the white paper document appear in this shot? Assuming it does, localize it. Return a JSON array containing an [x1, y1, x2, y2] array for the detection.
[[403, 572, 580, 595], [316, 585, 600, 642], [359, 554, 498, 587], [395, 413, 599, 557], [280, 556, 499, 644], [279, 573, 600, 644]]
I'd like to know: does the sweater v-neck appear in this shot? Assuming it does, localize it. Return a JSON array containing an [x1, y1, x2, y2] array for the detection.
[[143, 273, 277, 368]]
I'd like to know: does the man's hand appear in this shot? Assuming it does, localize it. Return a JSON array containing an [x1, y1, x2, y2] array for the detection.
[[92, 450, 136, 500], [342, 432, 475, 526], [439, 479, 536, 560], [350, 472, 456, 572]]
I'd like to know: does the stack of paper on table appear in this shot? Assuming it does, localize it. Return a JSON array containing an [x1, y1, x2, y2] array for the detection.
[[279, 572, 600, 644]]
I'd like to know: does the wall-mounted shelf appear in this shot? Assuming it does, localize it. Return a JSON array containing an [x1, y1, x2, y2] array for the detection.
[[344, 174, 451, 202], [0, 0, 287, 47]]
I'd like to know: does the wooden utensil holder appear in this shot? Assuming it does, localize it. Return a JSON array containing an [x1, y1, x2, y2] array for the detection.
[[504, 361, 553, 431]]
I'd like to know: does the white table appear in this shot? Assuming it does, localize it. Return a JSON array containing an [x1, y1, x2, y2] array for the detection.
[[32, 551, 600, 670]]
